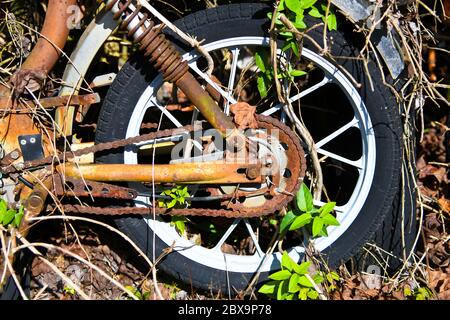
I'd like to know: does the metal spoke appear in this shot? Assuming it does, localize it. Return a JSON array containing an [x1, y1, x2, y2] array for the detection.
[[189, 61, 238, 105], [213, 218, 241, 251], [224, 47, 240, 115], [148, 97, 183, 128], [243, 219, 264, 257], [316, 148, 363, 169], [315, 117, 359, 149], [141, 97, 203, 151], [262, 76, 333, 116], [136, 135, 184, 148]]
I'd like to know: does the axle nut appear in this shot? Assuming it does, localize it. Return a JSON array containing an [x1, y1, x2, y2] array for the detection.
[[245, 166, 260, 180]]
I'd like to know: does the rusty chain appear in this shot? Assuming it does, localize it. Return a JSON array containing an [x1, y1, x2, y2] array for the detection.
[[7, 115, 305, 218], [58, 116, 306, 218], [1, 124, 195, 174]]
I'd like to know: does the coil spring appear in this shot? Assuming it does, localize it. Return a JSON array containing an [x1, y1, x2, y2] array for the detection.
[[105, 0, 189, 83]]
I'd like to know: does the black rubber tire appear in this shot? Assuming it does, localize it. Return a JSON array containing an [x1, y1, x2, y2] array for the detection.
[[0, 251, 31, 300], [95, 3, 417, 292]]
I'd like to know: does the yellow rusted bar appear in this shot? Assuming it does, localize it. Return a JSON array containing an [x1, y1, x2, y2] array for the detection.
[[61, 162, 262, 184]]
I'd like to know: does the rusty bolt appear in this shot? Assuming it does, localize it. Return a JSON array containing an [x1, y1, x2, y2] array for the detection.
[[14, 163, 25, 170], [245, 166, 260, 180], [10, 150, 20, 160], [27, 192, 45, 210]]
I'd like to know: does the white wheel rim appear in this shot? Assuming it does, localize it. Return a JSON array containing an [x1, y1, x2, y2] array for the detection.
[[124, 37, 376, 273]]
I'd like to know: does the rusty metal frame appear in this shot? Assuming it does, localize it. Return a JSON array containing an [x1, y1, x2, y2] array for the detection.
[[0, 93, 100, 110], [57, 7, 117, 136], [60, 161, 262, 184]]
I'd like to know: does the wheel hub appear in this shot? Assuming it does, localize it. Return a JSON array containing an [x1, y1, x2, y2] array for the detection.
[[209, 114, 306, 215]]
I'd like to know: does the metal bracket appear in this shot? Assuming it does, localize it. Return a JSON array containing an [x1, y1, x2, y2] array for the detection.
[[18, 134, 44, 162]]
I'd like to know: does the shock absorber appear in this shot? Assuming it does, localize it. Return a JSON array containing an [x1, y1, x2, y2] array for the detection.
[[103, 0, 236, 136]]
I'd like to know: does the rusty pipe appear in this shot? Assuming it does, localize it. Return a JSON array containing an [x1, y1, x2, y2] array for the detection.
[[21, 0, 77, 74], [105, 0, 237, 137], [0, 93, 100, 110], [175, 72, 236, 136], [61, 162, 262, 184]]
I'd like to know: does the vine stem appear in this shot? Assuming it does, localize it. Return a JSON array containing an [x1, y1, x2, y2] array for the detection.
[[269, 8, 324, 200]]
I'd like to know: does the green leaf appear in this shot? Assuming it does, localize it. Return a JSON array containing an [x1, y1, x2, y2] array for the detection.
[[403, 286, 412, 296], [171, 216, 186, 235], [327, 12, 337, 31], [267, 12, 283, 25], [63, 286, 76, 296], [209, 223, 217, 234], [14, 210, 24, 228], [175, 220, 185, 235], [0, 199, 7, 215], [298, 288, 308, 300], [293, 16, 307, 29], [290, 69, 307, 77], [293, 260, 311, 275], [290, 41, 300, 57], [320, 225, 329, 237], [279, 31, 294, 38], [296, 183, 313, 212], [258, 281, 278, 294], [281, 251, 294, 271], [312, 217, 324, 237], [321, 213, 340, 226], [167, 199, 177, 208], [277, 280, 286, 300], [257, 76, 268, 99], [285, 0, 302, 14], [2, 209, 16, 226], [297, 275, 315, 288], [180, 186, 189, 197], [269, 269, 292, 281], [254, 51, 266, 73], [308, 6, 322, 18], [330, 271, 340, 281], [280, 210, 296, 233], [282, 39, 293, 53], [285, 293, 295, 300], [288, 273, 300, 293], [300, 0, 317, 9], [313, 273, 324, 284], [307, 289, 319, 299], [319, 201, 336, 217], [289, 213, 312, 231]]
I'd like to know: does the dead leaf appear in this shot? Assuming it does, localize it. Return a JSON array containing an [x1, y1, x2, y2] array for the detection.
[[438, 290, 450, 300], [418, 165, 448, 184], [438, 197, 450, 214], [428, 270, 450, 293], [425, 212, 441, 229], [230, 102, 258, 129], [341, 288, 353, 300], [392, 290, 404, 300], [31, 259, 52, 277]]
